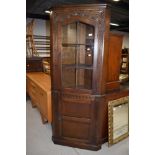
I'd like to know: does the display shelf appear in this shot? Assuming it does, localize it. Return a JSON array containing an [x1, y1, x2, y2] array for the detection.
[[62, 64, 93, 69], [62, 43, 94, 47], [120, 48, 129, 74]]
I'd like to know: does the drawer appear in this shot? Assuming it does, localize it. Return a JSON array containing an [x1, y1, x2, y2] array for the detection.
[[38, 89, 48, 117], [29, 80, 37, 90], [29, 88, 37, 99], [28, 80, 41, 106], [26, 60, 43, 72], [26, 76, 52, 123], [28, 82, 37, 96]]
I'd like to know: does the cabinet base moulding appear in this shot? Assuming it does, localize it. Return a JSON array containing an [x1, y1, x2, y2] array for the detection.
[[52, 136, 102, 151]]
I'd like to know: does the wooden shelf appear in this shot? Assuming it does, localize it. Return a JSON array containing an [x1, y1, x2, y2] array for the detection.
[[120, 49, 129, 74], [62, 64, 93, 69], [122, 54, 128, 56], [62, 43, 94, 47]]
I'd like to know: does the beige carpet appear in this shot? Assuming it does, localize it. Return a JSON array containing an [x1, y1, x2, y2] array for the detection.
[[26, 99, 129, 155]]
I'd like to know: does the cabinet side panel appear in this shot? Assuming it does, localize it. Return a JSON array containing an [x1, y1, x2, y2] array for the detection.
[[107, 34, 123, 82], [106, 34, 123, 91]]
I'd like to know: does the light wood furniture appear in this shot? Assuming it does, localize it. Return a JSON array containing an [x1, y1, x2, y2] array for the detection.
[[26, 72, 52, 123]]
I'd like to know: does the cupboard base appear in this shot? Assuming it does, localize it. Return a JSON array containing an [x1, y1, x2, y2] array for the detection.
[[52, 136, 102, 151]]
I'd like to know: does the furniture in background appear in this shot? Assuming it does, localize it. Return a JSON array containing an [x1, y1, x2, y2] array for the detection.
[[26, 20, 50, 57], [120, 48, 129, 74], [26, 72, 52, 123], [106, 33, 123, 91], [26, 56, 51, 73], [26, 34, 50, 57], [26, 19, 38, 57], [33, 35, 50, 57], [26, 20, 52, 123], [26, 57, 43, 72], [119, 48, 129, 83], [42, 58, 51, 74]]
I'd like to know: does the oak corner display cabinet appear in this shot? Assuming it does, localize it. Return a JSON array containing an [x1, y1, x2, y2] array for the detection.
[[50, 4, 122, 150]]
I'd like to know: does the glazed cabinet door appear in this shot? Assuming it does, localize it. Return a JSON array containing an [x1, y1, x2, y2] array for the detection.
[[61, 21, 94, 90], [52, 19, 98, 148], [57, 20, 95, 143]]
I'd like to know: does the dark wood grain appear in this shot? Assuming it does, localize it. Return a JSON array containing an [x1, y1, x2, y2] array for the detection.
[[106, 33, 123, 91], [50, 4, 128, 151]]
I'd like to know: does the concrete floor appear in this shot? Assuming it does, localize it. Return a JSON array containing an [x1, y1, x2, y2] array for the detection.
[[26, 99, 129, 155]]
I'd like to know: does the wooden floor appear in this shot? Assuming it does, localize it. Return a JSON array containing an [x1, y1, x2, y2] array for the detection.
[[26, 99, 129, 155]]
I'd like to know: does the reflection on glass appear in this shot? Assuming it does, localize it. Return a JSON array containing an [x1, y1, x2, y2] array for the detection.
[[62, 23, 76, 44], [62, 46, 76, 65], [61, 21, 94, 89], [113, 102, 129, 140], [62, 68, 76, 88], [77, 69, 92, 89]]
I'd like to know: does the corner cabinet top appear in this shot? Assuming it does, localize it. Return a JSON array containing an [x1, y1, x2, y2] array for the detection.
[[50, 4, 109, 11]]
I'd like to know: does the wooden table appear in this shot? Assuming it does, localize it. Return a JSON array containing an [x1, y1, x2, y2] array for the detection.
[[26, 72, 52, 123]]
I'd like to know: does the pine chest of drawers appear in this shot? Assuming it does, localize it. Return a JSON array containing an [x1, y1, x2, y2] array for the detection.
[[26, 57, 43, 72], [26, 72, 52, 123]]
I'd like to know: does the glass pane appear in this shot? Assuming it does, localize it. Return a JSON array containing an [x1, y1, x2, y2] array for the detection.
[[78, 45, 93, 66], [62, 23, 76, 44], [62, 46, 76, 65], [77, 23, 94, 66], [78, 22, 94, 45], [61, 21, 94, 89], [62, 68, 76, 88], [77, 69, 92, 89], [86, 24, 94, 45]]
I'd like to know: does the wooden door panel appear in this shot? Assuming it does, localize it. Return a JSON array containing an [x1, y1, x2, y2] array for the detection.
[[62, 118, 90, 140], [62, 100, 91, 118]]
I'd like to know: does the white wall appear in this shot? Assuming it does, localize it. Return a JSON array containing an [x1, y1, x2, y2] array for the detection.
[[26, 18, 50, 36], [122, 33, 129, 49], [26, 18, 50, 57]]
